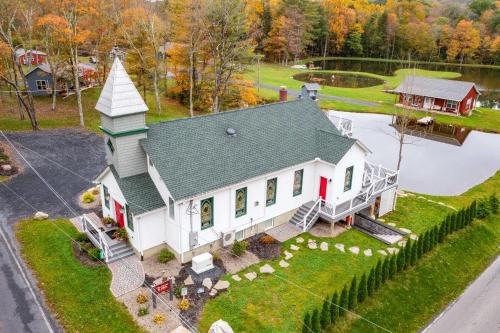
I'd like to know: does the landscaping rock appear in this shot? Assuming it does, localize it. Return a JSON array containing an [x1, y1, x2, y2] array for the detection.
[[232, 275, 241, 281], [1, 164, 12, 171], [349, 246, 359, 255], [34, 211, 49, 220], [320, 242, 328, 251], [209, 289, 218, 297], [213, 280, 230, 291], [290, 244, 300, 251], [279, 260, 289, 268], [284, 251, 293, 260], [377, 250, 387, 256], [244, 272, 257, 281], [296, 237, 304, 243], [410, 234, 418, 240], [387, 222, 396, 227], [260, 264, 275, 274], [171, 326, 191, 333], [335, 244, 345, 252], [308, 241, 317, 250], [202, 277, 212, 290], [377, 218, 385, 222], [399, 228, 411, 234], [363, 249, 372, 256], [386, 247, 399, 254], [184, 275, 194, 286]]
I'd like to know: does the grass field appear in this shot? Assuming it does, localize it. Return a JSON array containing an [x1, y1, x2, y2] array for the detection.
[[16, 218, 144, 333], [198, 171, 500, 332], [246, 62, 499, 133]]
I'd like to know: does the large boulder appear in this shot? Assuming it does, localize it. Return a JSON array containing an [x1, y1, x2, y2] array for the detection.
[[34, 212, 49, 220]]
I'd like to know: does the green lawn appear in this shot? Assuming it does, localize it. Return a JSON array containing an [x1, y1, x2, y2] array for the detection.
[[0, 87, 190, 133], [16, 219, 144, 333], [198, 171, 500, 332], [246, 63, 499, 133]]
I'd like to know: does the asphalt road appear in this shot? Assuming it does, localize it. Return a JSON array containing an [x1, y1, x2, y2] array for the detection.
[[0, 129, 105, 333], [423, 254, 500, 333]]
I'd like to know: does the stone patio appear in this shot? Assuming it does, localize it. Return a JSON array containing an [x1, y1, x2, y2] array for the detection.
[[219, 250, 261, 275], [264, 223, 302, 242], [309, 221, 347, 238]]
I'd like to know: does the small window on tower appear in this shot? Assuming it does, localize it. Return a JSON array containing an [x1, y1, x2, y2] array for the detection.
[[107, 138, 114, 154]]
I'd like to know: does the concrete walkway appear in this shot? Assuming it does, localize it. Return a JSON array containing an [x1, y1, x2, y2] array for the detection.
[[422, 255, 500, 333], [255, 83, 379, 107], [108, 256, 145, 297]]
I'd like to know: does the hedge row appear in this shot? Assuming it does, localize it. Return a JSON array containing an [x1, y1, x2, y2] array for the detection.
[[301, 196, 496, 333]]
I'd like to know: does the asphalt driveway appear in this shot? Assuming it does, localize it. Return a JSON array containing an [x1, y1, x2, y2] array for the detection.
[[0, 128, 106, 333]]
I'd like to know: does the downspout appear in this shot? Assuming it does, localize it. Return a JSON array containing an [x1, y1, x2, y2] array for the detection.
[[179, 203, 184, 263], [137, 216, 144, 260]]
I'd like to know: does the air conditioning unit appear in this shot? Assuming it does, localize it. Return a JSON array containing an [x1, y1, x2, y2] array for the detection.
[[222, 230, 236, 247]]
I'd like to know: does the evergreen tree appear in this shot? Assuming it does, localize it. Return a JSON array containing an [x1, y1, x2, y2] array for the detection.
[[367, 267, 375, 296], [433, 226, 439, 247], [404, 242, 412, 269], [357, 273, 368, 304], [423, 231, 430, 253], [459, 209, 465, 229], [389, 255, 397, 278], [348, 276, 358, 310], [330, 292, 339, 324], [489, 193, 498, 214], [302, 312, 311, 333], [465, 206, 471, 225], [320, 297, 330, 329], [339, 286, 348, 316], [417, 235, 424, 258], [451, 212, 457, 232], [471, 200, 477, 219], [396, 249, 404, 272], [381, 257, 389, 283], [311, 309, 321, 333], [410, 241, 418, 266], [438, 222, 445, 243], [374, 260, 382, 289]]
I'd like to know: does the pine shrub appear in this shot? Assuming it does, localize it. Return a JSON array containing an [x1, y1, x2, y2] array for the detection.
[[381, 258, 389, 283], [320, 297, 330, 329], [302, 312, 311, 333], [396, 250, 404, 272], [374, 260, 382, 289], [471, 200, 477, 219], [490, 193, 498, 214], [367, 268, 375, 296], [339, 286, 348, 316], [348, 276, 358, 310], [389, 255, 397, 278], [417, 235, 424, 258], [432, 226, 439, 247], [330, 292, 339, 324], [438, 222, 445, 243], [311, 309, 320, 333], [357, 273, 368, 304], [476, 199, 490, 219]]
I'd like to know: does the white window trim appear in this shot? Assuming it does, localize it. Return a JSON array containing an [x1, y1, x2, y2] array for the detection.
[[36, 80, 47, 90], [235, 229, 245, 241], [446, 100, 458, 109], [262, 218, 274, 231]]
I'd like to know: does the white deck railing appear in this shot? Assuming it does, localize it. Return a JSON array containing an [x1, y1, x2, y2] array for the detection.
[[81, 214, 113, 262], [302, 162, 398, 230], [327, 113, 353, 137]]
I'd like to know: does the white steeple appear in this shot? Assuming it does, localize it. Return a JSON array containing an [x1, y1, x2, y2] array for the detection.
[[95, 57, 148, 117]]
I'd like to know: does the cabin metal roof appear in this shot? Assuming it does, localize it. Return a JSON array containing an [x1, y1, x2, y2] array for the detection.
[[393, 76, 480, 102], [141, 99, 358, 201]]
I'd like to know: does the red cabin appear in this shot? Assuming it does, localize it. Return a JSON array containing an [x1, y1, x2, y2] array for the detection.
[[392, 76, 480, 116], [15, 49, 47, 66]]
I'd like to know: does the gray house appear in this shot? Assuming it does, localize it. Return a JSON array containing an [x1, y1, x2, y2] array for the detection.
[[25, 64, 55, 96]]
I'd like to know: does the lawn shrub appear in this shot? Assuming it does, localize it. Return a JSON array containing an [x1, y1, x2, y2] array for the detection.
[[311, 309, 320, 333], [87, 246, 101, 261], [367, 267, 375, 295], [417, 234, 424, 258], [157, 249, 175, 263], [152, 313, 165, 325], [81, 192, 95, 203], [410, 242, 417, 266], [302, 312, 311, 333], [330, 292, 339, 324], [396, 250, 404, 272], [178, 298, 190, 311], [357, 274, 367, 304], [489, 193, 498, 214], [476, 199, 490, 218], [389, 255, 397, 278], [320, 297, 330, 329], [374, 260, 382, 289], [381, 258, 389, 283], [75, 232, 89, 243], [348, 276, 357, 310], [136, 293, 149, 304], [138, 307, 149, 316], [339, 286, 348, 316], [231, 240, 247, 256]]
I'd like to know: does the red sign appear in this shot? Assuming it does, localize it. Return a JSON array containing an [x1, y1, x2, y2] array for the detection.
[[154, 280, 170, 294]]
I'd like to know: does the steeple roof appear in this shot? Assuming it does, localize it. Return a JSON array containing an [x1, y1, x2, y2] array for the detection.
[[95, 57, 148, 117]]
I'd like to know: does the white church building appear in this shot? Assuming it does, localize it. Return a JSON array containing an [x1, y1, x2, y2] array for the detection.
[[90, 58, 398, 263]]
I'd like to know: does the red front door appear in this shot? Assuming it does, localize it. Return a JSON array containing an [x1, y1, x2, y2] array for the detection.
[[319, 177, 328, 200], [114, 201, 125, 228]]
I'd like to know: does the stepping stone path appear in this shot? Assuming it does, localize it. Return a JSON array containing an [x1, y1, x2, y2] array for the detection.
[[399, 228, 411, 234], [386, 247, 399, 255], [184, 275, 194, 286], [320, 242, 328, 251], [290, 244, 300, 251], [349, 246, 360, 255], [335, 244, 345, 252], [387, 222, 396, 227], [377, 250, 387, 256], [202, 278, 212, 290], [308, 240, 318, 250], [279, 260, 289, 268], [284, 251, 293, 260], [410, 234, 418, 240], [244, 272, 257, 281], [398, 240, 407, 247], [296, 237, 304, 243], [232, 275, 241, 282], [213, 280, 230, 291], [209, 289, 218, 297], [363, 249, 372, 256], [260, 264, 275, 274]]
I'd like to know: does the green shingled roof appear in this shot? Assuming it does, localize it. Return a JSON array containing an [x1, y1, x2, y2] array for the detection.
[[110, 166, 165, 214], [141, 99, 357, 201]]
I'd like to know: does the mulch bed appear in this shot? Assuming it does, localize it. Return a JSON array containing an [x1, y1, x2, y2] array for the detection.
[[71, 241, 103, 267], [247, 233, 282, 260]]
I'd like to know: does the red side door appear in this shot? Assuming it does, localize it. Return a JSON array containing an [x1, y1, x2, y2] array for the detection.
[[319, 177, 328, 200], [114, 201, 125, 228]]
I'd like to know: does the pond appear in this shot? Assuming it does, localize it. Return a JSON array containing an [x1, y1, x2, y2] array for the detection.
[[314, 59, 500, 108], [328, 110, 500, 195], [293, 72, 385, 88]]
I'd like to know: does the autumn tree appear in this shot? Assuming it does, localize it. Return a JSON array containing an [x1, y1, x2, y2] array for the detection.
[[447, 20, 481, 63]]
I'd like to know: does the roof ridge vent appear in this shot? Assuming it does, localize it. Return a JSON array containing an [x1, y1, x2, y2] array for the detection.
[[226, 128, 237, 137]]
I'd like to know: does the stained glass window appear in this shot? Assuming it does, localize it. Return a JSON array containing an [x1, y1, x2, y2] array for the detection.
[[235, 187, 247, 217], [266, 178, 277, 206], [200, 198, 214, 230], [293, 169, 303, 196], [103, 185, 110, 209], [344, 166, 354, 192], [126, 204, 134, 231]]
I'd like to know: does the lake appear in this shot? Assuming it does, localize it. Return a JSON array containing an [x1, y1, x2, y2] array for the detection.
[[328, 110, 500, 195], [314, 59, 500, 108], [293, 72, 385, 88]]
